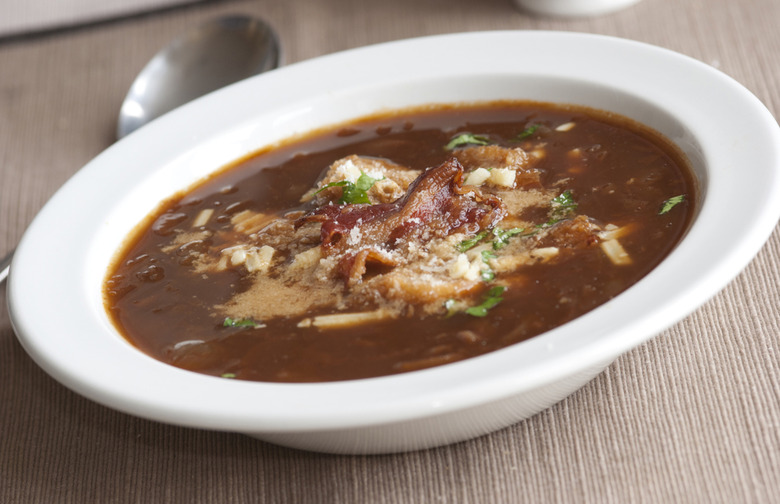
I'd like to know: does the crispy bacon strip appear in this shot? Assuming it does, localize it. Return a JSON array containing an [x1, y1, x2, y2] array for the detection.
[[297, 157, 506, 284]]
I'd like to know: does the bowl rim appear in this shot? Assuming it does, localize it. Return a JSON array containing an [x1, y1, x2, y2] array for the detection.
[[8, 30, 780, 433]]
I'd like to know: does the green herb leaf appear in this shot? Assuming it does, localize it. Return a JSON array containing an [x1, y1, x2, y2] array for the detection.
[[456, 230, 489, 252], [465, 286, 507, 317], [315, 171, 383, 205], [315, 180, 349, 194], [659, 194, 685, 215], [221, 373, 237, 379], [480, 249, 496, 282], [445, 133, 490, 150], [480, 270, 495, 282], [516, 124, 540, 140], [346, 171, 384, 203], [223, 317, 263, 329], [492, 227, 525, 249], [545, 190, 578, 225], [551, 190, 577, 214], [481, 249, 497, 261]]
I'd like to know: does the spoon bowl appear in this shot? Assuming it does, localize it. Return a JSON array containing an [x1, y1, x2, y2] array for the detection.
[[0, 15, 281, 284], [116, 15, 281, 139]]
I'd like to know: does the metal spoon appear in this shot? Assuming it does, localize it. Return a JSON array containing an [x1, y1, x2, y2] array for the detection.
[[0, 15, 281, 284], [117, 14, 281, 138]]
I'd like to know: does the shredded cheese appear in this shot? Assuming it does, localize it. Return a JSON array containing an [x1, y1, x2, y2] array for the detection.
[[245, 245, 275, 273], [301, 309, 394, 329], [334, 158, 362, 183], [231, 210, 273, 234], [222, 244, 276, 273], [556, 121, 576, 132], [448, 253, 471, 278], [448, 253, 483, 281], [601, 239, 632, 265], [530, 247, 560, 262], [230, 248, 247, 266], [598, 223, 633, 241], [290, 246, 322, 270], [488, 167, 516, 187], [463, 168, 491, 186], [191, 208, 214, 228]]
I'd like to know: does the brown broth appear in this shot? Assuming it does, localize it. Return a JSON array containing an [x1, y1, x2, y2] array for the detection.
[[104, 101, 696, 382]]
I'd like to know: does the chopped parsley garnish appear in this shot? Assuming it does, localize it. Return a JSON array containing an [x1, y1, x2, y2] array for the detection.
[[223, 317, 264, 329], [221, 373, 237, 379], [481, 249, 497, 261], [545, 190, 578, 225], [465, 286, 507, 317], [457, 227, 528, 253], [315, 171, 383, 204], [492, 227, 525, 249], [480, 270, 495, 283], [516, 124, 540, 140], [456, 230, 490, 252], [480, 250, 496, 282], [659, 194, 685, 215], [445, 133, 490, 150], [551, 190, 577, 214]]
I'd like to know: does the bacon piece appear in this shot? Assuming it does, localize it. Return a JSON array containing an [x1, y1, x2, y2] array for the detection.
[[298, 157, 506, 284]]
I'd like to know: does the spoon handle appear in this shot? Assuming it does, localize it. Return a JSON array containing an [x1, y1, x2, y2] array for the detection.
[[0, 250, 11, 284]]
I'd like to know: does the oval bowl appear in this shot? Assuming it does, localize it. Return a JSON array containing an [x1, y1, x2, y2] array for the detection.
[[8, 31, 780, 454]]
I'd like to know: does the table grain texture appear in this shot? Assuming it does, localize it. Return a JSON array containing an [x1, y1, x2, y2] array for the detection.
[[1, 0, 779, 502]]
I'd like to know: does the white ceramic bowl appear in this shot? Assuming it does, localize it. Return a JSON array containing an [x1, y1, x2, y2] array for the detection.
[[8, 31, 780, 454]]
